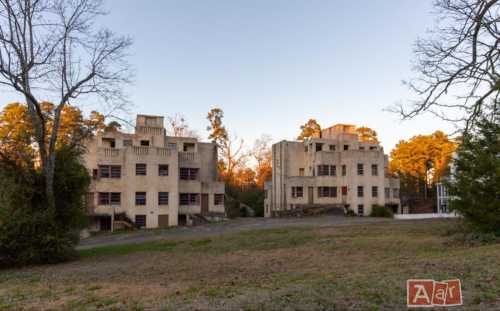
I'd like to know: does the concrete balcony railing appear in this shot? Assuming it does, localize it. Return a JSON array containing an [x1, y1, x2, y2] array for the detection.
[[99, 147, 120, 157], [133, 146, 149, 156], [179, 152, 199, 164], [156, 147, 172, 157]]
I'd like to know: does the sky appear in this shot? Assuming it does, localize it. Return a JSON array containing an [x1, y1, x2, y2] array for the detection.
[[0, 0, 456, 153]]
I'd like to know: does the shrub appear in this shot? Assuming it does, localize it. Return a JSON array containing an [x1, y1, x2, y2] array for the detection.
[[370, 205, 394, 218], [345, 209, 357, 217], [0, 146, 90, 267]]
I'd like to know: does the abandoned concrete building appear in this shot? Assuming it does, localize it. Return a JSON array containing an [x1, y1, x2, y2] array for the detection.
[[264, 124, 400, 217], [84, 114, 225, 230]]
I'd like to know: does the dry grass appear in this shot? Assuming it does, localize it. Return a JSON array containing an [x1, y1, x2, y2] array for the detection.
[[0, 219, 499, 310]]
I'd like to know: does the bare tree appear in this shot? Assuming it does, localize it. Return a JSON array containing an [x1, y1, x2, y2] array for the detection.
[[395, 0, 499, 130], [0, 0, 131, 208], [165, 113, 200, 138]]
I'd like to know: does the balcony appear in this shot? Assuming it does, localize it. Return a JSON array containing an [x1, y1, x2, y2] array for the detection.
[[179, 152, 199, 165], [99, 147, 120, 157], [133, 146, 149, 156]]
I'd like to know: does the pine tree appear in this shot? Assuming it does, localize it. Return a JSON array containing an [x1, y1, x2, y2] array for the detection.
[[447, 116, 500, 235]]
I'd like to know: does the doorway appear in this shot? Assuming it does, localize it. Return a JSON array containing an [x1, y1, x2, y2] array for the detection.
[[308, 187, 314, 205], [201, 193, 209, 215]]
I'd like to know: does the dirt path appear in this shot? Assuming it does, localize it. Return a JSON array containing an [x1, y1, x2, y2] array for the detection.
[[77, 216, 393, 250]]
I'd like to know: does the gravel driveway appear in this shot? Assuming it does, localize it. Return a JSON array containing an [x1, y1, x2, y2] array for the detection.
[[77, 216, 393, 250]]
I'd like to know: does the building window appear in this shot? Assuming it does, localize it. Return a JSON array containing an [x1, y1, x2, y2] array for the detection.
[[370, 146, 377, 150], [393, 188, 399, 198], [372, 186, 378, 197], [316, 143, 323, 152], [99, 165, 121, 178], [329, 144, 336, 151], [167, 143, 177, 150], [98, 192, 110, 205], [317, 165, 336, 176], [214, 194, 224, 205], [357, 204, 364, 216], [135, 192, 146, 205], [179, 193, 199, 205], [110, 192, 121, 205], [318, 187, 337, 198], [385, 187, 390, 198], [291, 187, 303, 198], [357, 186, 364, 197], [140, 140, 150, 146], [359, 146, 365, 150], [98, 165, 110, 178], [110, 166, 121, 178], [183, 143, 195, 152], [136, 163, 147, 176], [371, 164, 378, 176], [180, 167, 199, 180], [330, 165, 336, 176], [158, 164, 169, 176], [357, 163, 364, 176], [299, 168, 305, 176], [317, 165, 329, 176], [342, 165, 347, 176], [135, 215, 146, 228], [158, 192, 169, 205], [123, 139, 132, 147], [344, 145, 349, 150], [102, 137, 116, 148]]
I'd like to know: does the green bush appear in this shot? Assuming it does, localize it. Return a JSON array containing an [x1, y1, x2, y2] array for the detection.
[[345, 209, 357, 217], [370, 205, 394, 218], [0, 147, 90, 267]]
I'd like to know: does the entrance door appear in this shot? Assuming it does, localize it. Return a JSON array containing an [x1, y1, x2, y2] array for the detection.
[[100, 216, 111, 231], [158, 215, 169, 227], [201, 193, 209, 215], [308, 187, 314, 205]]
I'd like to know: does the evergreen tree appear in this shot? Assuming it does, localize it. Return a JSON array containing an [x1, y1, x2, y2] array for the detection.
[[447, 116, 500, 235]]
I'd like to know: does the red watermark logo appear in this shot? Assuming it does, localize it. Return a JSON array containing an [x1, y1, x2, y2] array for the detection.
[[407, 279, 462, 307]]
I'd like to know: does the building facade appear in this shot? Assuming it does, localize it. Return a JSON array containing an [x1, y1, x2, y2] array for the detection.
[[84, 115, 225, 230], [264, 124, 400, 217]]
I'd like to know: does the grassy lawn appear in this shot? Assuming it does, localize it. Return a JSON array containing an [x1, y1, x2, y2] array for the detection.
[[0, 219, 499, 310]]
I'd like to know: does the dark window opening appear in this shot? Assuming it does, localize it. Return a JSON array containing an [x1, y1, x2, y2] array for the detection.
[[135, 192, 146, 205], [136, 163, 147, 176], [344, 145, 349, 150], [159, 164, 169, 176], [357, 163, 364, 176], [315, 143, 323, 152], [371, 164, 378, 176], [292, 186, 303, 198], [180, 193, 199, 205], [135, 215, 146, 228], [342, 165, 347, 176], [158, 192, 169, 205], [358, 204, 364, 216], [214, 194, 224, 205], [180, 167, 199, 180], [110, 192, 121, 205], [372, 186, 378, 197], [140, 140, 150, 146], [318, 187, 337, 198], [357, 186, 364, 197]]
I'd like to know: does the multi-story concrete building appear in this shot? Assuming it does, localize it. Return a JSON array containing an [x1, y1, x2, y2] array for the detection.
[[84, 114, 225, 231], [264, 124, 400, 217]]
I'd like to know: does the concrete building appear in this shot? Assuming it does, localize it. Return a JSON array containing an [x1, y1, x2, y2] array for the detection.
[[264, 124, 400, 217], [84, 114, 225, 231]]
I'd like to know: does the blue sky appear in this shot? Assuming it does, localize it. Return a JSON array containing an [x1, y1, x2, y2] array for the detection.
[[0, 0, 455, 152]]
